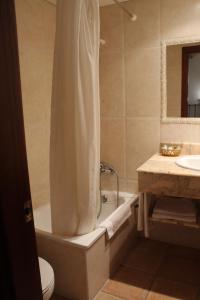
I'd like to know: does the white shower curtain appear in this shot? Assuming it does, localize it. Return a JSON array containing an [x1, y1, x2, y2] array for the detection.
[[50, 0, 100, 235]]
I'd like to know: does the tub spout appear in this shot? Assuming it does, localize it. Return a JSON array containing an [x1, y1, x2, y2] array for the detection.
[[100, 161, 115, 174]]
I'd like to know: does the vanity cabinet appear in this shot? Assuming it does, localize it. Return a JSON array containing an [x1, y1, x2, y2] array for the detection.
[[137, 154, 200, 237]]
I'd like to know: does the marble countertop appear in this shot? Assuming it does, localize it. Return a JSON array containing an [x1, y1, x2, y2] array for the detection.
[[137, 154, 200, 177]]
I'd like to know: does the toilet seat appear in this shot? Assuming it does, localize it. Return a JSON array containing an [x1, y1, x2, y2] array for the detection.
[[39, 257, 55, 300]]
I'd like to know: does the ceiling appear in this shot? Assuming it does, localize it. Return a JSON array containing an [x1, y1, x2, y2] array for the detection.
[[46, 0, 128, 7]]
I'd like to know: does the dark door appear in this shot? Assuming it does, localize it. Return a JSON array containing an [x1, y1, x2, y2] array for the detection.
[[0, 0, 43, 299]]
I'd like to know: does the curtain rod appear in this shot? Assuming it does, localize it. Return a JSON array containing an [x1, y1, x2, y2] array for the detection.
[[44, 0, 137, 22], [113, 0, 137, 21]]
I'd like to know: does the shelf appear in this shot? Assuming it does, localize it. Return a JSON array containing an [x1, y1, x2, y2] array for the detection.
[[149, 216, 200, 229]]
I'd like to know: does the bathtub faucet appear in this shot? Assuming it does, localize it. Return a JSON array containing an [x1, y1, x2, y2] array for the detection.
[[99, 161, 119, 218], [102, 194, 108, 203], [100, 161, 115, 174]]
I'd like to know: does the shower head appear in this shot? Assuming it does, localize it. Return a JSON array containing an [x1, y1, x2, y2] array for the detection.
[[113, 0, 137, 22]]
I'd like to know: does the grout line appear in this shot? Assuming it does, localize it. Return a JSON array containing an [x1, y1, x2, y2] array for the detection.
[[124, 45, 161, 54], [121, 5, 127, 187], [100, 290, 126, 300], [100, 116, 161, 121], [44, 0, 56, 6], [120, 263, 156, 279], [102, 240, 200, 299], [94, 280, 112, 300]]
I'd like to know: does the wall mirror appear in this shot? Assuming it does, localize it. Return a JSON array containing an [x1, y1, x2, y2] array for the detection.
[[161, 37, 200, 123]]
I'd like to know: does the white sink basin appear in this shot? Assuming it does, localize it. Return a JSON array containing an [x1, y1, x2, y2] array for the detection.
[[176, 155, 200, 171]]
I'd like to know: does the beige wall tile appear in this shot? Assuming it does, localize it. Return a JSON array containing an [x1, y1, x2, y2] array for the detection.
[[100, 53, 125, 117], [126, 179, 138, 193], [161, 0, 200, 39], [100, 4, 123, 54], [15, 0, 56, 207], [32, 189, 50, 209], [100, 176, 138, 194], [190, 143, 200, 155], [126, 118, 160, 179], [160, 123, 200, 143], [100, 1, 161, 192], [100, 176, 127, 192], [180, 143, 192, 155], [125, 47, 160, 118], [124, 0, 160, 50], [101, 118, 126, 177], [25, 122, 50, 207]]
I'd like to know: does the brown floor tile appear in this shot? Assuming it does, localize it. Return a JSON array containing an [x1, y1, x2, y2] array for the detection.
[[158, 255, 200, 286], [147, 279, 199, 300], [103, 266, 153, 300], [167, 245, 200, 260], [136, 238, 169, 252], [94, 291, 122, 300], [123, 244, 166, 275]]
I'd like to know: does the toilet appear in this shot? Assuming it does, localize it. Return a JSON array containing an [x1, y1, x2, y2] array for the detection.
[[39, 257, 55, 300]]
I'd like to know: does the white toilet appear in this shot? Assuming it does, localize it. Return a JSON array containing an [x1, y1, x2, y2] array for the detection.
[[39, 257, 55, 300]]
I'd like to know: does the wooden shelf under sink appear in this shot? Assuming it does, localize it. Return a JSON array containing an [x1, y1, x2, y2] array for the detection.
[[149, 215, 200, 229], [148, 194, 200, 229]]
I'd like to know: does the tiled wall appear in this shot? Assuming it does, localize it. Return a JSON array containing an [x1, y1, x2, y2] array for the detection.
[[16, 0, 200, 205], [100, 0, 161, 193], [160, 0, 200, 144], [15, 0, 56, 208], [100, 0, 200, 193]]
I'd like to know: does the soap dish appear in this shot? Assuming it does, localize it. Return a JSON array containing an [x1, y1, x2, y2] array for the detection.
[[160, 143, 182, 157]]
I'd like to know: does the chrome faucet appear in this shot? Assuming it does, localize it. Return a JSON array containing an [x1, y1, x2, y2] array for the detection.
[[100, 161, 115, 174], [102, 194, 108, 203], [98, 161, 119, 219]]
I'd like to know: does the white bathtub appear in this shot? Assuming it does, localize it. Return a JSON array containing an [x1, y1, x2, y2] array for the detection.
[[34, 191, 138, 300], [34, 191, 137, 247], [97, 191, 134, 224]]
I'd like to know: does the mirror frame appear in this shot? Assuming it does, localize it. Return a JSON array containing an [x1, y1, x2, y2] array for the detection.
[[161, 36, 200, 124]]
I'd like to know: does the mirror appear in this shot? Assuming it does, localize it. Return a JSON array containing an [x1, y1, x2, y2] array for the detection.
[[161, 37, 200, 122]]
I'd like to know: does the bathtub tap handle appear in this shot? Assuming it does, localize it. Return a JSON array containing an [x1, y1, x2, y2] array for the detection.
[[102, 194, 108, 203], [100, 161, 115, 174]]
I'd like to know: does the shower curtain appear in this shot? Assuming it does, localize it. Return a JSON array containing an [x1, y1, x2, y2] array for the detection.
[[50, 0, 100, 235]]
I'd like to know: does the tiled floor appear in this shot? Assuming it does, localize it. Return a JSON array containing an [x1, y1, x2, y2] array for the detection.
[[95, 238, 200, 300], [51, 239, 200, 300]]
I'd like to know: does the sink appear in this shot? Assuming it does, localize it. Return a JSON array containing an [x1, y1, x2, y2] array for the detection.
[[176, 155, 200, 171]]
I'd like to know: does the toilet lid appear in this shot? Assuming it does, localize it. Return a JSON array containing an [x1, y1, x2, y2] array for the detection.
[[39, 257, 54, 293]]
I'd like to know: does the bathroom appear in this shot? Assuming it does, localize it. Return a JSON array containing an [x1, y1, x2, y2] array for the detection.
[[2, 0, 200, 299]]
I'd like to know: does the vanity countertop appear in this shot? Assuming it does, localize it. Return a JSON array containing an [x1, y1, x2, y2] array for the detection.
[[137, 154, 200, 177]]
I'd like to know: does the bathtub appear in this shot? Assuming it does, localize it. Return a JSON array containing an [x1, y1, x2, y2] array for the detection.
[[34, 191, 138, 300]]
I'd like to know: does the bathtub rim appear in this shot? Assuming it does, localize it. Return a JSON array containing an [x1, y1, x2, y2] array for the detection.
[[34, 192, 138, 249]]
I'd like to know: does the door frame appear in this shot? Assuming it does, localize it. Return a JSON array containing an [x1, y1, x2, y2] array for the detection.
[[0, 1, 43, 299]]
